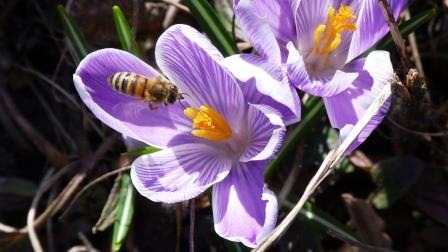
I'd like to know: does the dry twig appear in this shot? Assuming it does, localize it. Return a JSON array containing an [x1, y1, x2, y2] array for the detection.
[[27, 169, 55, 252], [278, 142, 304, 205], [160, 0, 190, 13], [163, 0, 181, 28], [404, 9, 425, 78], [59, 165, 132, 220], [189, 199, 195, 252], [378, 0, 412, 73], [0, 83, 69, 169]]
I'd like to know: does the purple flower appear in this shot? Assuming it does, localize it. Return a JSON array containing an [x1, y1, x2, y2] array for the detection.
[[73, 24, 301, 247], [234, 0, 407, 151]]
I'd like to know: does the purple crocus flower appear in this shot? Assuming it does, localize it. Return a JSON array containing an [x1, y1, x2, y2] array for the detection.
[[73, 24, 301, 247], [234, 0, 407, 151]]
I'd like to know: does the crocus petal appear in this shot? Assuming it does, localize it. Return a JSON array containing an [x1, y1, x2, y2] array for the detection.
[[74, 49, 191, 148], [293, 0, 332, 52], [234, 0, 281, 63], [286, 42, 311, 89], [287, 43, 354, 97], [240, 104, 285, 162], [156, 25, 245, 128], [222, 54, 301, 125], [131, 143, 232, 203], [235, 0, 296, 62], [323, 51, 393, 152], [347, 0, 408, 61], [213, 161, 278, 247]]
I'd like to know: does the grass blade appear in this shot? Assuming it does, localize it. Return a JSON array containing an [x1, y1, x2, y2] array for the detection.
[[112, 5, 141, 57], [56, 5, 91, 62], [112, 174, 135, 252], [184, 0, 238, 56], [283, 200, 360, 242], [121, 145, 161, 157]]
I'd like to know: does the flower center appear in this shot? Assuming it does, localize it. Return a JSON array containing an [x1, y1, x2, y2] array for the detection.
[[184, 105, 232, 141], [313, 6, 357, 56]]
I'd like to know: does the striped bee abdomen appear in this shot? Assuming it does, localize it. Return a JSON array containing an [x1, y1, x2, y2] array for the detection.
[[108, 72, 147, 99]]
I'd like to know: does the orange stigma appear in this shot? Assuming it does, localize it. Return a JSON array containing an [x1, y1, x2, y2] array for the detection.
[[313, 5, 357, 55], [184, 105, 232, 141]]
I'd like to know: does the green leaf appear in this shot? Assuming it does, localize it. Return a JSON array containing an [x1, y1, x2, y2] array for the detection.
[[112, 174, 135, 252], [112, 5, 141, 57], [265, 99, 325, 181], [56, 5, 91, 62], [121, 145, 161, 157], [371, 156, 424, 209], [375, 8, 437, 50], [184, 0, 238, 56], [224, 240, 247, 252], [283, 200, 361, 245], [0, 177, 37, 198], [92, 175, 122, 233]]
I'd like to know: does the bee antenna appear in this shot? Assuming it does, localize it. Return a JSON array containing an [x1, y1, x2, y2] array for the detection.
[[178, 99, 187, 109], [180, 92, 190, 97]]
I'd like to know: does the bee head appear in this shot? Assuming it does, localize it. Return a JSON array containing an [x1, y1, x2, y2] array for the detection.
[[167, 85, 181, 104]]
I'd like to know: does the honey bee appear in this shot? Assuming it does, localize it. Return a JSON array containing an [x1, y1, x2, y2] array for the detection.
[[107, 72, 184, 110]]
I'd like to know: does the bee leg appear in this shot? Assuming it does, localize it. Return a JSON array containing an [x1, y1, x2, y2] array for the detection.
[[148, 103, 158, 110]]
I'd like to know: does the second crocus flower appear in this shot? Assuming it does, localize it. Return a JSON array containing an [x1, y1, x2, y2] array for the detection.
[[234, 0, 407, 151]]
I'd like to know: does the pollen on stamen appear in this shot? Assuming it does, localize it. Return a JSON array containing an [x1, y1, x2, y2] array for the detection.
[[184, 105, 232, 141], [314, 5, 357, 55]]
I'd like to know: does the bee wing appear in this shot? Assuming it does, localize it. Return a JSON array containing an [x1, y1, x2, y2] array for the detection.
[[110, 99, 149, 125]]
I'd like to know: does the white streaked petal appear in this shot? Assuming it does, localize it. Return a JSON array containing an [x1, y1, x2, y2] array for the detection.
[[131, 143, 232, 203]]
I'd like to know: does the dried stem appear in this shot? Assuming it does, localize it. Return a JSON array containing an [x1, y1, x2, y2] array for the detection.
[[277, 142, 304, 205], [15, 135, 117, 236], [163, 0, 181, 29], [378, 0, 412, 73], [0, 163, 74, 236], [160, 0, 190, 13], [30, 85, 77, 152], [327, 230, 397, 252], [46, 186, 58, 252], [59, 165, 132, 220], [189, 199, 195, 252], [404, 9, 425, 78], [253, 86, 392, 251], [13, 65, 105, 138], [28, 169, 55, 252], [0, 84, 69, 169], [175, 204, 183, 252], [387, 117, 448, 138], [0, 223, 19, 233]]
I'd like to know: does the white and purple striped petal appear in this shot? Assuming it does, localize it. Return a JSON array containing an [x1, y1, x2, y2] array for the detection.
[[234, 0, 282, 63], [156, 25, 245, 129], [213, 161, 278, 248], [131, 143, 233, 203], [240, 104, 285, 162], [222, 53, 301, 125], [323, 51, 393, 152], [234, 0, 296, 62]]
